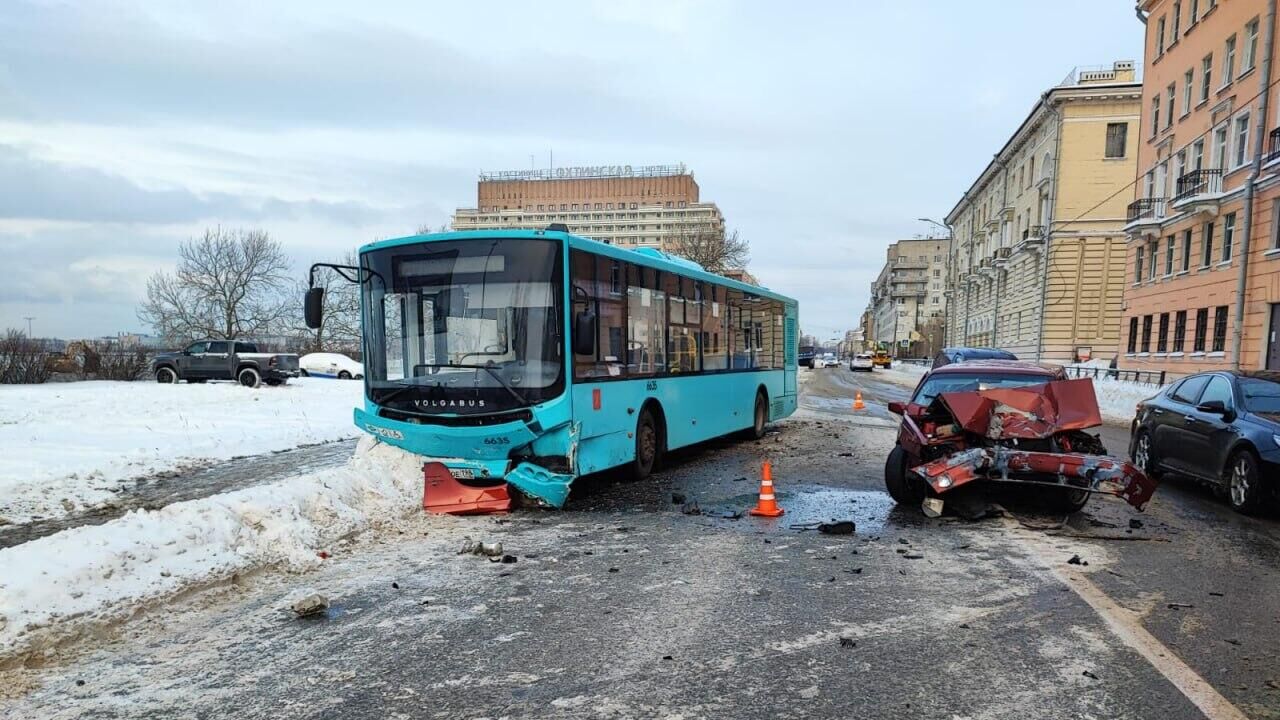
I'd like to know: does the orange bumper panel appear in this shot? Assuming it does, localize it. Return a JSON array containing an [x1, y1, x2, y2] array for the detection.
[[422, 462, 512, 515]]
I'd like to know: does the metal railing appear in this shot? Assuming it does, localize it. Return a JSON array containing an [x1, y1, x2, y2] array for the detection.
[[1027, 225, 1046, 239], [1065, 365, 1166, 386], [1126, 197, 1167, 223], [1267, 127, 1280, 163], [1173, 168, 1223, 202]]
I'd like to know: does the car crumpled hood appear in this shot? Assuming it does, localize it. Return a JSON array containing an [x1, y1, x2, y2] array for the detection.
[[935, 378, 1102, 440]]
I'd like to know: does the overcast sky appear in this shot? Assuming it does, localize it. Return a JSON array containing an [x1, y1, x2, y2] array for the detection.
[[0, 0, 1143, 340]]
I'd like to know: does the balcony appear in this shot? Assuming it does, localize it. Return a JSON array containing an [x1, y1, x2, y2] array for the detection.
[[1171, 169, 1224, 214], [1124, 197, 1167, 238], [1267, 127, 1280, 164]]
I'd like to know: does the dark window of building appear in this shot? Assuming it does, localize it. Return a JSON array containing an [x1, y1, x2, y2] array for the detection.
[[1165, 236, 1175, 275], [1157, 313, 1170, 352], [1105, 122, 1128, 158], [1213, 305, 1228, 352], [1173, 310, 1187, 352], [1141, 315, 1153, 353], [1202, 222, 1215, 267], [1135, 246, 1145, 282], [1194, 307, 1209, 351], [1182, 228, 1193, 271], [1222, 212, 1235, 261], [1128, 317, 1139, 353]]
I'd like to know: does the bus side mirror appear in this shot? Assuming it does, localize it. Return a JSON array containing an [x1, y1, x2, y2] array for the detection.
[[305, 287, 324, 329], [573, 310, 596, 356]]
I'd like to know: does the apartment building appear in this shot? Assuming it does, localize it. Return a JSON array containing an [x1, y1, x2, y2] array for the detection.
[[945, 61, 1141, 362], [451, 164, 725, 252], [1123, 0, 1280, 373], [867, 238, 950, 356]]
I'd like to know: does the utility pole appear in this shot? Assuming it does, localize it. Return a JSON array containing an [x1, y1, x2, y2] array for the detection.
[[23, 316, 34, 337]]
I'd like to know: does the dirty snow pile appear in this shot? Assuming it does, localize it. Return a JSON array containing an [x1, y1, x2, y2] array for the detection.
[[1090, 376, 1166, 425], [0, 378, 362, 524], [0, 436, 425, 664], [873, 363, 929, 388]]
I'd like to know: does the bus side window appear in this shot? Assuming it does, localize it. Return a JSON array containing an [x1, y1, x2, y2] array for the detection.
[[596, 256, 625, 377], [570, 250, 599, 379], [702, 285, 728, 371], [727, 289, 750, 369]]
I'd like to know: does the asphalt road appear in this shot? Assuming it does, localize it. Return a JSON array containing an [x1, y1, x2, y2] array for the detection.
[[4, 368, 1279, 719]]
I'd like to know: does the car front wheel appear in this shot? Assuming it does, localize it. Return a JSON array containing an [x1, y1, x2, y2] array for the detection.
[[155, 367, 177, 384], [1226, 449, 1264, 515], [338, 370, 352, 380], [1131, 430, 1163, 479], [884, 445, 927, 505]]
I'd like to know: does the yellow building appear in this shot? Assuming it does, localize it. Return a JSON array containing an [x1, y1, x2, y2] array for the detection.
[[945, 61, 1142, 362]]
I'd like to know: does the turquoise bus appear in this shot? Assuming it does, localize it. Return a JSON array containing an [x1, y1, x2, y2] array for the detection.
[[305, 228, 798, 509]]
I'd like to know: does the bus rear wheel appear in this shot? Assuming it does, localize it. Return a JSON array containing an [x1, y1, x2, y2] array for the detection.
[[630, 408, 660, 482], [739, 391, 768, 440]]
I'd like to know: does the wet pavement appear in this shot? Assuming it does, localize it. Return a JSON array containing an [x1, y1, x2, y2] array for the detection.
[[3, 367, 1280, 719], [0, 439, 358, 549]]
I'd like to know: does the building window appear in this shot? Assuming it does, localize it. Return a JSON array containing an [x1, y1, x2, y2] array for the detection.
[[1202, 221, 1215, 267], [1201, 54, 1213, 103], [1222, 212, 1235, 261], [1135, 245, 1145, 282], [1224, 35, 1237, 83], [1192, 138, 1205, 170], [1165, 234, 1176, 275], [1234, 113, 1251, 167], [1157, 16, 1167, 56], [1245, 18, 1260, 72], [1128, 317, 1139, 353], [1194, 307, 1209, 351], [1173, 310, 1187, 352], [1182, 228, 1193, 271], [1151, 96, 1161, 137], [1212, 305, 1228, 352], [1172, 2, 1181, 36], [1189, 0, 1199, 25], [1213, 125, 1229, 169], [1166, 84, 1176, 127], [1149, 240, 1160, 281], [1103, 122, 1128, 159], [1157, 313, 1170, 352], [1141, 315, 1153, 353], [1183, 69, 1194, 114]]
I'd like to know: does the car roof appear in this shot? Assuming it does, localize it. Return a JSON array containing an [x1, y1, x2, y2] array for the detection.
[[927, 359, 1062, 376]]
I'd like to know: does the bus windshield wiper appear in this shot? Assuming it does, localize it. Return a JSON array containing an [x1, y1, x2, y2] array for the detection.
[[391, 363, 528, 407]]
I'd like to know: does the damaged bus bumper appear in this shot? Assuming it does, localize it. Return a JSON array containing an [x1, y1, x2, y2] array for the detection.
[[355, 406, 578, 511]]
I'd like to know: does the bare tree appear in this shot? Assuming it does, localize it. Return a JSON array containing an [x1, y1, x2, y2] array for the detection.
[[669, 226, 750, 274], [294, 251, 363, 353], [0, 329, 53, 384], [416, 222, 451, 234], [138, 227, 291, 342]]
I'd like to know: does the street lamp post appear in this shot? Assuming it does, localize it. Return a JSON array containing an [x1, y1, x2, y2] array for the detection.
[[23, 316, 34, 337]]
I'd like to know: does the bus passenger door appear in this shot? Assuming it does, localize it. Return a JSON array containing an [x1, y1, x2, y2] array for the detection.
[[784, 307, 797, 396]]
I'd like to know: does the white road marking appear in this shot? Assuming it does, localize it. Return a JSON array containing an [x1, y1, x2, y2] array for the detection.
[[1016, 526, 1251, 720]]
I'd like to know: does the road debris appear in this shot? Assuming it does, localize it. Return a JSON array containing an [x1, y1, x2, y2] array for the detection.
[[680, 500, 702, 516], [839, 637, 856, 648], [1129, 518, 1144, 529], [1082, 670, 1099, 680], [458, 538, 504, 557], [921, 497, 944, 518], [818, 520, 856, 535], [671, 492, 687, 504], [1166, 602, 1194, 610], [290, 593, 329, 618], [1067, 554, 1088, 566]]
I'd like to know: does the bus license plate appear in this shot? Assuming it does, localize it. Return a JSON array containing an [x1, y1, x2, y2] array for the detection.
[[449, 468, 476, 480]]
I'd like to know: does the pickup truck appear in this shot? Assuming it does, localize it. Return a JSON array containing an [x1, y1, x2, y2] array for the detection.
[[151, 340, 300, 387]]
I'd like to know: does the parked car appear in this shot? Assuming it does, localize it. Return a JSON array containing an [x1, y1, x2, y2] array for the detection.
[[1130, 370, 1280, 514], [850, 353, 874, 372], [300, 352, 364, 380], [151, 340, 300, 387], [872, 350, 892, 369], [885, 360, 1112, 513], [931, 347, 1018, 369]]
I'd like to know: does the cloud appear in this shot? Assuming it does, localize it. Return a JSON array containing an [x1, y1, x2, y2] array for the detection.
[[0, 144, 385, 225]]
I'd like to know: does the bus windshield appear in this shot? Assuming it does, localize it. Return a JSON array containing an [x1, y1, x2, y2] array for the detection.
[[360, 238, 564, 414]]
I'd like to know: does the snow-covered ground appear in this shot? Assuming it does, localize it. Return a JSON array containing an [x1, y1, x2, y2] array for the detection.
[[871, 362, 929, 388], [0, 436, 431, 665], [0, 379, 363, 524]]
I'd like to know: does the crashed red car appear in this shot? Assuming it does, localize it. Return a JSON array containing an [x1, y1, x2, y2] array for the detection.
[[885, 360, 1157, 513]]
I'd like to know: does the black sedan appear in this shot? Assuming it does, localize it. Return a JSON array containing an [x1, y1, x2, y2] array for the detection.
[[1130, 370, 1280, 514]]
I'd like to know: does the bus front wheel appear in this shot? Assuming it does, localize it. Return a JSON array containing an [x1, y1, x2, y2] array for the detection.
[[740, 390, 768, 440], [630, 408, 660, 482]]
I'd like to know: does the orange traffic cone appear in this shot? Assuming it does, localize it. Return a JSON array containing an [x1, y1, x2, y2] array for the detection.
[[749, 460, 784, 517], [853, 391, 865, 410]]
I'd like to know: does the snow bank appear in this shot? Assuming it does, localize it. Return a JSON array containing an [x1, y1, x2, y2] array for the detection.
[[0, 436, 424, 664], [0, 378, 362, 523], [873, 363, 929, 388], [1090, 376, 1167, 425]]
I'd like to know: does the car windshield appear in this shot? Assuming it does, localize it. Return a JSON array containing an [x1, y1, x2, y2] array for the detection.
[[360, 238, 564, 414], [1239, 376, 1280, 416], [911, 371, 1055, 407]]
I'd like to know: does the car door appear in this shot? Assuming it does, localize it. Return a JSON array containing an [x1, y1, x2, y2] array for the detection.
[[1151, 375, 1209, 474], [1180, 374, 1239, 482], [199, 341, 232, 378], [178, 342, 206, 377]]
